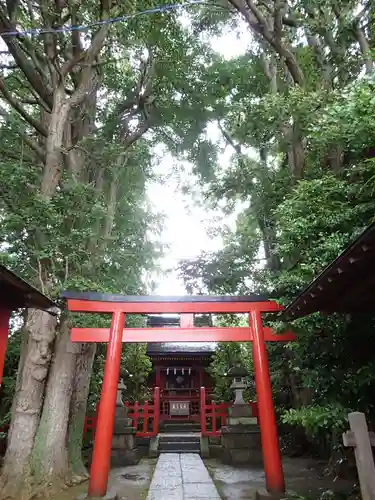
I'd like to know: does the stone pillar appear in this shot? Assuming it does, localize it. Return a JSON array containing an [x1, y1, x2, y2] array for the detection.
[[111, 379, 139, 466], [221, 422, 263, 466]]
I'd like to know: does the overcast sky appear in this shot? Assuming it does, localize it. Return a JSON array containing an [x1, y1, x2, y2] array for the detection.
[[147, 22, 251, 295]]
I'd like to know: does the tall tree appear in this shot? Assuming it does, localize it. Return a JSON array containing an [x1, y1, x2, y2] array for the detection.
[[177, 1, 375, 465], [0, 0, 228, 494]]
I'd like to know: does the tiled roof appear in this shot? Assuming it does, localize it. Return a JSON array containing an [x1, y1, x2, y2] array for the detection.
[[147, 342, 216, 355]]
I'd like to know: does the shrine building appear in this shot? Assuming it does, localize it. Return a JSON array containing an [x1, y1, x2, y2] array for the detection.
[[145, 314, 215, 422]]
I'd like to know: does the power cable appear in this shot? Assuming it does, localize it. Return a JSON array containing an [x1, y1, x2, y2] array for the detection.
[[0, 1, 214, 37]]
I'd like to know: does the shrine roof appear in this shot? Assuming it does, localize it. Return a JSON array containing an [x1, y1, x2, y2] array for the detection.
[[146, 342, 216, 356], [0, 265, 57, 312], [283, 221, 375, 319]]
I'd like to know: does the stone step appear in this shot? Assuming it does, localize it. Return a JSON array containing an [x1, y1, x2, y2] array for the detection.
[[162, 423, 201, 428], [160, 423, 201, 433], [158, 449, 201, 455], [159, 440, 200, 452], [161, 419, 192, 425], [160, 428, 201, 435], [159, 433, 200, 443]]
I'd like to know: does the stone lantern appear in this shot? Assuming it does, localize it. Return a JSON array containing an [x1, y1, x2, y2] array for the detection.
[[225, 363, 254, 423], [221, 363, 262, 466], [116, 378, 127, 407], [227, 363, 248, 404], [111, 378, 139, 466]]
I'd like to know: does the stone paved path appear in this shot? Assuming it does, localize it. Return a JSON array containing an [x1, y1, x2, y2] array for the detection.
[[146, 453, 221, 500]]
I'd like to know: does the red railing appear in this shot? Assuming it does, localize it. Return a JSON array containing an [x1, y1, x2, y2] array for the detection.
[[84, 386, 160, 438], [125, 386, 160, 437], [200, 386, 258, 437], [83, 413, 98, 437]]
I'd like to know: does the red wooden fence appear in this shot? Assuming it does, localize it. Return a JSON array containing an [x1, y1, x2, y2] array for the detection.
[[83, 411, 98, 437], [200, 386, 258, 437], [2, 387, 255, 442], [83, 387, 160, 439], [125, 387, 160, 437]]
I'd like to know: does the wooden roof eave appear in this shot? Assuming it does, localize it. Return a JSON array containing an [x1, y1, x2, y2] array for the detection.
[[282, 222, 375, 320], [0, 265, 58, 313]]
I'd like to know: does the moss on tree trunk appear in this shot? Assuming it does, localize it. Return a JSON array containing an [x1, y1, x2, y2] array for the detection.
[[31, 316, 79, 484], [68, 343, 97, 480], [1, 309, 57, 497]]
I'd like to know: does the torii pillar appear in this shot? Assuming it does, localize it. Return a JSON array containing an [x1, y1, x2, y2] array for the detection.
[[0, 308, 11, 387], [250, 309, 285, 493]]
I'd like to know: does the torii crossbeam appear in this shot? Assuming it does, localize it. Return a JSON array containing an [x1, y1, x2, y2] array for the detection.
[[62, 292, 295, 498]]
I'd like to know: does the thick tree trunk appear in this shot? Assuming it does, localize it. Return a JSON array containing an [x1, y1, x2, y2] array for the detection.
[[288, 371, 302, 408], [328, 146, 344, 172], [1, 309, 57, 496], [100, 168, 121, 252], [31, 315, 80, 484], [0, 7, 112, 497], [260, 219, 281, 271], [8, 314, 29, 444], [281, 121, 305, 179], [256, 149, 281, 272], [288, 122, 305, 178], [67, 343, 97, 481], [42, 87, 70, 199]]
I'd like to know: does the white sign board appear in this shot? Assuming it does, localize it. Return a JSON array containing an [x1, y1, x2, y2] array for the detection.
[[170, 401, 190, 416]]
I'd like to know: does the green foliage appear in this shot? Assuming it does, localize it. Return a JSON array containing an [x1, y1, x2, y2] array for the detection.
[[88, 343, 152, 410], [0, 0, 228, 427], [208, 331, 255, 402], [120, 344, 153, 403], [281, 404, 350, 438], [177, 1, 375, 465], [208, 342, 243, 402], [1, 0, 374, 473], [310, 76, 375, 157]]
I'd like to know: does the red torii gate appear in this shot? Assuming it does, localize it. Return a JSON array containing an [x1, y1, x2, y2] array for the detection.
[[63, 292, 295, 498]]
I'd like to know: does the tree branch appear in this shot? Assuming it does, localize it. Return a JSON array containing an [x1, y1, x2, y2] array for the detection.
[[274, 0, 286, 43], [0, 106, 45, 160], [68, 71, 100, 108], [18, 36, 50, 83], [228, 0, 304, 85], [0, 76, 48, 136], [260, 50, 278, 94], [0, 9, 53, 108], [20, 133, 46, 161], [122, 119, 152, 149], [355, 25, 373, 74], [67, 0, 112, 106], [282, 15, 297, 27], [0, 63, 17, 70], [245, 0, 270, 27], [218, 121, 242, 155]]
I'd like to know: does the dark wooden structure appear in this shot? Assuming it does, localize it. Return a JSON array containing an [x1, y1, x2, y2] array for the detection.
[[283, 221, 375, 319], [0, 265, 56, 386], [0, 264, 56, 311]]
